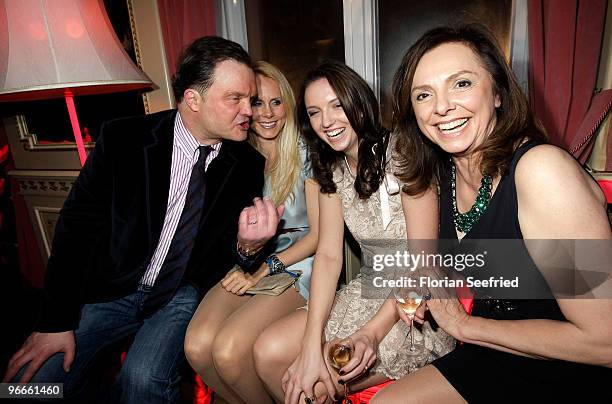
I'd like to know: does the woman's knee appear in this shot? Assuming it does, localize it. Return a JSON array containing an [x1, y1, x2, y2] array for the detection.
[[184, 323, 216, 372], [253, 328, 287, 375], [210, 328, 252, 383]]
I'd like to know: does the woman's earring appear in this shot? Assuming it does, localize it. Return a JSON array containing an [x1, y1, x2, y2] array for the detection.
[[371, 143, 378, 155]]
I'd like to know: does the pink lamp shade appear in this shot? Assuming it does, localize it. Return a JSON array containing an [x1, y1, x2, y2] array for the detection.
[[0, 0, 152, 165], [0, 0, 152, 101]]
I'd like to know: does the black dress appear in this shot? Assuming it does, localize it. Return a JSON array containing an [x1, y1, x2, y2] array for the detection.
[[431, 141, 612, 403]]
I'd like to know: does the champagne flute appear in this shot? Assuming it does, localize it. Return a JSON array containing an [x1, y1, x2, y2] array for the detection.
[[394, 286, 427, 353], [327, 339, 354, 404]]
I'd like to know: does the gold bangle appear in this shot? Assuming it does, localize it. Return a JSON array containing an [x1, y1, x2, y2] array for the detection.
[[237, 241, 262, 257]]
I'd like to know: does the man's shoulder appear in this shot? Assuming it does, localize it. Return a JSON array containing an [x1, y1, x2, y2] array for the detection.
[[224, 140, 265, 165], [98, 110, 176, 151], [102, 109, 176, 134]]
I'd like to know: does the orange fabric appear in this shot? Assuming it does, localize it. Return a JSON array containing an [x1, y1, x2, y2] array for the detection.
[[194, 375, 213, 404], [457, 285, 474, 314], [597, 180, 612, 204], [347, 380, 394, 403]]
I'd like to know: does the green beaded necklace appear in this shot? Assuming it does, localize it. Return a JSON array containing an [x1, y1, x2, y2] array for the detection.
[[451, 160, 492, 233]]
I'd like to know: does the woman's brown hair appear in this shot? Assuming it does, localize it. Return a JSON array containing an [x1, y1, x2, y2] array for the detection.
[[392, 23, 546, 195], [297, 60, 389, 198]]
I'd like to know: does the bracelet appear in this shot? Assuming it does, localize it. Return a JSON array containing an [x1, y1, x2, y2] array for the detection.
[[236, 241, 262, 257], [265, 254, 286, 276]]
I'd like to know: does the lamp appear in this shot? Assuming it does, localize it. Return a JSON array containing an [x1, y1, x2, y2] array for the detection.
[[0, 0, 152, 165]]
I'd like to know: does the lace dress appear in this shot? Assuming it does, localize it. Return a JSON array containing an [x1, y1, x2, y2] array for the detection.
[[323, 143, 455, 380]]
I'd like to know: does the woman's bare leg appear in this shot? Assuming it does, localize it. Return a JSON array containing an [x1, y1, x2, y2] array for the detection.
[[253, 309, 309, 402], [370, 365, 466, 404], [288, 345, 391, 404], [212, 288, 306, 403], [254, 309, 395, 403], [184, 283, 250, 403]]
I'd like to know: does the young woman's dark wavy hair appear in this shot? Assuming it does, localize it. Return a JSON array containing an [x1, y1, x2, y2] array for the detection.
[[296, 60, 389, 199], [392, 23, 547, 196]]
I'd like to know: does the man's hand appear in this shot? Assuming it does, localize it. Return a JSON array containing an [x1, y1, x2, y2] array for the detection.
[[237, 197, 284, 254], [2, 331, 75, 383]]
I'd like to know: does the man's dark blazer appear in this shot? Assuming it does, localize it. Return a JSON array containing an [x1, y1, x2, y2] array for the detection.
[[37, 109, 264, 332]]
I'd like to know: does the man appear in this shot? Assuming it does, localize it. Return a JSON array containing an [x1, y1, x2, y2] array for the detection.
[[3, 37, 279, 403]]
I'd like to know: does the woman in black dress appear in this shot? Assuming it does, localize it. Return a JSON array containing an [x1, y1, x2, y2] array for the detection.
[[371, 24, 612, 403]]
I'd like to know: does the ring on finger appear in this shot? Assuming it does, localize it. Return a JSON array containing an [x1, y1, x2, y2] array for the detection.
[[248, 219, 258, 225]]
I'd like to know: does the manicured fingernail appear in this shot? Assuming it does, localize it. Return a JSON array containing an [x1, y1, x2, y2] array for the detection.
[[338, 379, 345, 385], [338, 370, 345, 376]]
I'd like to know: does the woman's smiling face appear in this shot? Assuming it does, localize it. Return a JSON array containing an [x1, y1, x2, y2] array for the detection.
[[411, 42, 501, 156], [304, 78, 359, 157], [251, 74, 286, 140]]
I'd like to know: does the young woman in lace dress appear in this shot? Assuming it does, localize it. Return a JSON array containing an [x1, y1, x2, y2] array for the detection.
[[184, 61, 319, 403], [253, 61, 454, 403]]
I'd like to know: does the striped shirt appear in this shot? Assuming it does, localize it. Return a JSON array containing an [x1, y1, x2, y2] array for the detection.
[[140, 112, 222, 286]]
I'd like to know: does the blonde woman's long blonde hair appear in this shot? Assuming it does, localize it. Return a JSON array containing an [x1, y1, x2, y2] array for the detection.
[[250, 61, 301, 206]]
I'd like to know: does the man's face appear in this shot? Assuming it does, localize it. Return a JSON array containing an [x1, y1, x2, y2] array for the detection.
[[196, 60, 256, 142]]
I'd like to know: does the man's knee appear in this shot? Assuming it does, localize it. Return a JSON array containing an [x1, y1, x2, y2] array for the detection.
[[12, 353, 92, 399], [13, 353, 70, 384], [116, 357, 171, 395]]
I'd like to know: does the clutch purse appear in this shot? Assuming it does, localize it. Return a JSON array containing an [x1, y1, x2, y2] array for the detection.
[[226, 265, 302, 296]]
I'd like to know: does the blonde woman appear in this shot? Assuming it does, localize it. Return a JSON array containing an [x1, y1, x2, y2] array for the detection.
[[184, 61, 319, 403]]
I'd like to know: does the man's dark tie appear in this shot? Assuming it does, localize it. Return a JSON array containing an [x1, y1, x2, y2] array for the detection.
[[143, 145, 213, 314]]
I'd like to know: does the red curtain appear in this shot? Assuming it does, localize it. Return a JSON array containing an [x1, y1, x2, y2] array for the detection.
[[157, 0, 217, 77], [528, 0, 612, 163]]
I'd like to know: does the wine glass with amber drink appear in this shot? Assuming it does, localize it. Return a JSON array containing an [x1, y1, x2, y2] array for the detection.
[[394, 286, 428, 353], [328, 338, 354, 404]]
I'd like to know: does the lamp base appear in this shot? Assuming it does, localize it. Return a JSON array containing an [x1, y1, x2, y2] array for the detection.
[[64, 89, 87, 167]]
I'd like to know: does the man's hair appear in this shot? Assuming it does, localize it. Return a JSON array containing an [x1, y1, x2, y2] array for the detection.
[[392, 23, 546, 196], [172, 36, 253, 102]]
